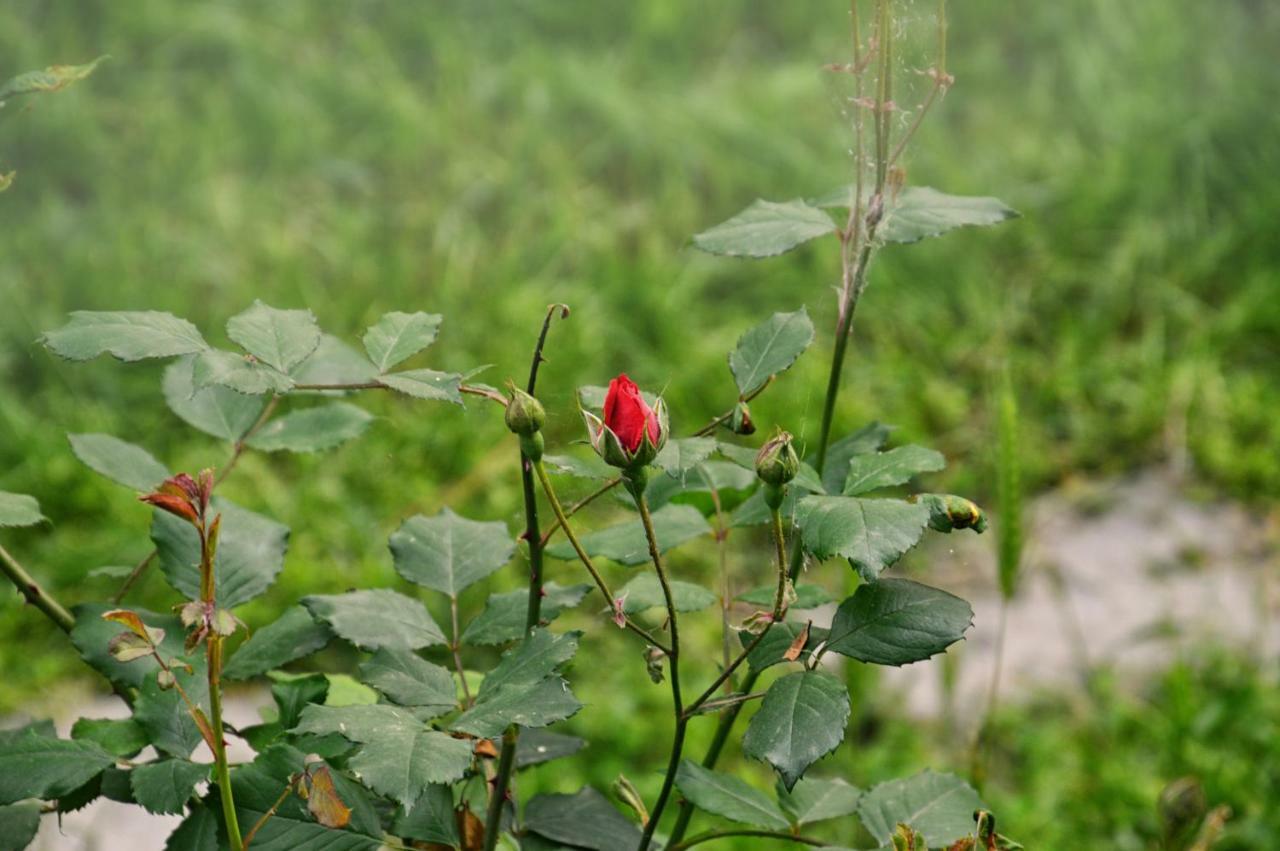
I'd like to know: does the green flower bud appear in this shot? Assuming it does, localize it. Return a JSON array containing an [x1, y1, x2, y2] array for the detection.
[[504, 382, 546, 437], [755, 430, 799, 487]]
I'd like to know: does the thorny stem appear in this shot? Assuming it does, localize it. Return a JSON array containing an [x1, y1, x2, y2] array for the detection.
[[668, 829, 828, 850], [484, 304, 567, 851], [634, 492, 685, 851], [692, 378, 773, 438]]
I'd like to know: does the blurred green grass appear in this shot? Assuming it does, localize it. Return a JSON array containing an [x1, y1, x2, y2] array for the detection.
[[0, 0, 1277, 846]]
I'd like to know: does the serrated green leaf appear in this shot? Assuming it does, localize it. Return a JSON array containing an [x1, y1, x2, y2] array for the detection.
[[379, 369, 463, 404], [0, 802, 40, 851], [795, 496, 929, 581], [0, 56, 106, 101], [226, 301, 321, 373], [655, 437, 717, 480], [130, 759, 209, 815], [246, 402, 373, 453], [856, 770, 983, 847], [0, 492, 45, 528], [67, 433, 169, 492], [393, 784, 457, 845], [70, 717, 149, 758], [165, 802, 220, 851], [843, 445, 945, 495], [826, 578, 972, 667], [271, 673, 329, 730], [743, 670, 850, 791], [544, 503, 711, 565], [162, 356, 266, 442], [303, 589, 446, 651], [516, 729, 586, 768], [739, 621, 829, 672], [292, 705, 472, 808], [694, 199, 837, 258], [729, 308, 815, 396], [452, 675, 581, 739], [878, 187, 1018, 244], [543, 453, 616, 480], [738, 583, 833, 609], [0, 733, 115, 804], [478, 629, 580, 699], [42, 311, 206, 362], [525, 787, 646, 851], [359, 648, 456, 715], [133, 663, 210, 758], [292, 334, 379, 387], [70, 603, 188, 689], [777, 776, 863, 825], [389, 508, 515, 597], [152, 497, 288, 609], [819, 422, 892, 494], [363, 311, 443, 372], [461, 582, 594, 645], [675, 760, 789, 829], [192, 349, 294, 395], [617, 573, 716, 615], [223, 605, 332, 680]]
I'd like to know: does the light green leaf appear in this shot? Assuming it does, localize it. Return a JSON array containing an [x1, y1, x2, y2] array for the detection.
[[878, 187, 1018, 244], [223, 605, 332, 680], [152, 497, 289, 609], [694, 199, 837, 258], [729, 308, 816, 396], [245, 402, 373, 453], [743, 670, 850, 790], [363, 311, 443, 372], [292, 705, 473, 808], [675, 760, 789, 829], [739, 622, 829, 672], [131, 760, 209, 815], [655, 438, 717, 480], [192, 349, 293, 395], [544, 504, 711, 566], [0, 491, 45, 528], [70, 717, 148, 758], [843, 445, 945, 495], [737, 583, 832, 609], [389, 508, 515, 597], [68, 433, 169, 492], [359, 648, 457, 715], [42, 310, 206, 362], [525, 787, 646, 851], [271, 673, 330, 731], [303, 589, 446, 651], [0, 56, 107, 101], [819, 422, 892, 495], [826, 578, 972, 667], [379, 369, 463, 404], [226, 301, 321, 374], [292, 334, 379, 387], [856, 770, 983, 847], [461, 582, 594, 646], [0, 802, 40, 851], [617, 574, 716, 615], [795, 496, 929, 581], [777, 777, 863, 826], [0, 172, 14, 193], [451, 675, 581, 739], [543, 453, 615, 481], [0, 733, 115, 805], [162, 356, 266, 442]]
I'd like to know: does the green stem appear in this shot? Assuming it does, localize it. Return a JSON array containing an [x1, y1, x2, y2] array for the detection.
[[0, 542, 74, 632], [668, 828, 828, 851], [634, 492, 685, 851], [208, 634, 243, 851]]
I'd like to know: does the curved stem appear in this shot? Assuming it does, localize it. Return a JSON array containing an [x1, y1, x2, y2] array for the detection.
[[668, 828, 828, 851], [538, 477, 621, 547], [0, 542, 74, 632], [634, 492, 685, 851]]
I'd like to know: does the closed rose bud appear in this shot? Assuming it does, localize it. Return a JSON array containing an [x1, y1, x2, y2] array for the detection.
[[503, 381, 545, 436], [582, 374, 667, 469], [755, 430, 799, 486]]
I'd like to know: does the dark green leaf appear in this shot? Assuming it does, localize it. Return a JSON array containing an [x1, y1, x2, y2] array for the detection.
[[0, 801, 40, 851], [478, 630, 580, 699], [743, 670, 850, 790], [379, 369, 463, 404], [67, 433, 169, 492], [462, 582, 594, 646], [359, 648, 456, 715], [543, 453, 616, 480], [795, 496, 929, 581], [525, 787, 645, 851], [0, 721, 53, 747], [152, 497, 289, 609], [878, 187, 1018, 244], [162, 356, 265, 442], [740, 622, 829, 672], [729, 308, 816, 396], [165, 803, 220, 851], [134, 663, 210, 758], [826, 578, 973, 666], [618, 574, 716, 615], [655, 437, 717, 480], [544, 504, 711, 565], [516, 729, 586, 769], [819, 422, 892, 495], [226, 301, 321, 373], [843, 445, 945, 495], [856, 770, 983, 847], [292, 705, 473, 807], [694, 200, 837, 258], [0, 492, 44, 528], [737, 583, 833, 609], [192, 349, 294, 395], [675, 760, 789, 829], [271, 673, 330, 730], [42, 311, 206, 362], [223, 605, 332, 680], [777, 777, 863, 825], [0, 733, 115, 804], [246, 403, 374, 453], [452, 675, 581, 739], [304, 589, 446, 651], [389, 508, 516, 597], [393, 784, 457, 845], [70, 717, 148, 758], [131, 759, 209, 815], [363, 311, 443, 372], [70, 603, 187, 689]]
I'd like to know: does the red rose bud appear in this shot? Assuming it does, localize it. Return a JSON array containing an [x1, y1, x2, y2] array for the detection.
[[140, 490, 200, 524], [583, 374, 667, 469]]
